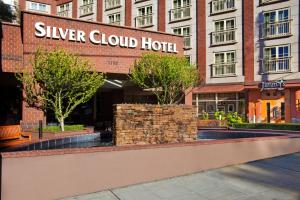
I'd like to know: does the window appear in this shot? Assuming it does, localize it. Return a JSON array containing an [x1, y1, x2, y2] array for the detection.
[[212, 18, 236, 45], [212, 51, 236, 77], [173, 0, 190, 8], [108, 13, 121, 25], [57, 3, 71, 17], [173, 26, 191, 49], [170, 0, 191, 22], [105, 0, 121, 10], [211, 0, 235, 14], [80, 0, 93, 16], [262, 8, 291, 38], [135, 5, 153, 27], [83, 0, 93, 5], [263, 45, 291, 73], [28, 1, 48, 13], [138, 5, 152, 16]]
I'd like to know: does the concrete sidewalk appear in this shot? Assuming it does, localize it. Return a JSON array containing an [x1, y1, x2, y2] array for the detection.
[[62, 153, 300, 200]]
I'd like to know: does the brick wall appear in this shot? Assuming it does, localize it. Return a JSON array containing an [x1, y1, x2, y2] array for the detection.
[[0, 23, 23, 72], [22, 12, 184, 74], [113, 104, 197, 146]]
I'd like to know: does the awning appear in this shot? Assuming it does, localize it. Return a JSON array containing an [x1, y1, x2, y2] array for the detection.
[[193, 84, 245, 94]]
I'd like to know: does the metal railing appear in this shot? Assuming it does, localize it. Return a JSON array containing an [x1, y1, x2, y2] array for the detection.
[[109, 21, 121, 25], [184, 36, 191, 48], [212, 63, 236, 77], [211, 29, 236, 45], [135, 14, 153, 28], [211, 0, 235, 14], [260, 0, 282, 4], [57, 10, 70, 17], [105, 0, 121, 9], [263, 57, 291, 73], [79, 3, 93, 16], [170, 6, 191, 22], [262, 20, 291, 39]]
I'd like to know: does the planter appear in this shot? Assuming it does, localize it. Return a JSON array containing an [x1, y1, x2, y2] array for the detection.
[[198, 119, 227, 128]]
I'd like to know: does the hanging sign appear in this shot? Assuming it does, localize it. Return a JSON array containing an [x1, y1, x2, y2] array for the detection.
[[260, 79, 285, 91]]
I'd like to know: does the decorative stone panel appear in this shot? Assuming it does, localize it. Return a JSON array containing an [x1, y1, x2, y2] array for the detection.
[[113, 104, 197, 146]]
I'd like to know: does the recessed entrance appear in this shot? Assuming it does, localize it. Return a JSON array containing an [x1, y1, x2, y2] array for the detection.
[[46, 74, 157, 130]]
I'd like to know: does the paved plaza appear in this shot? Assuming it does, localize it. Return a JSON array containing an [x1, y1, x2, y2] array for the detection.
[[63, 153, 300, 200]]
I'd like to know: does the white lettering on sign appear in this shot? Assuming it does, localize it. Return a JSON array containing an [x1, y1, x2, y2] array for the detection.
[[34, 22, 179, 53], [260, 79, 285, 92]]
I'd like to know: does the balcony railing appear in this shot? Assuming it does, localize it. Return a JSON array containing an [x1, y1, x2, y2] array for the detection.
[[170, 6, 191, 22], [135, 14, 153, 28], [184, 36, 191, 49], [105, 0, 121, 10], [79, 3, 93, 16], [262, 20, 292, 39], [260, 0, 283, 5], [211, 0, 235, 14], [57, 10, 70, 17], [109, 21, 121, 25], [263, 57, 291, 73], [211, 29, 236, 46], [212, 63, 236, 77]]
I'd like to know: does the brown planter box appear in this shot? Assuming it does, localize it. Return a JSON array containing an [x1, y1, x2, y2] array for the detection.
[[198, 119, 227, 128]]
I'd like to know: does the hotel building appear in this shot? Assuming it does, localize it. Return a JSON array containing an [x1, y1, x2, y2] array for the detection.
[[1, 0, 300, 125]]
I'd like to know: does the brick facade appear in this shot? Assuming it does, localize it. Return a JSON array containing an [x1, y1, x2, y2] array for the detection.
[[113, 104, 197, 146], [0, 11, 184, 124], [0, 23, 23, 72]]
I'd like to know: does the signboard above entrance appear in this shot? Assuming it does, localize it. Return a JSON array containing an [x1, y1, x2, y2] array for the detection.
[[34, 22, 179, 54], [260, 79, 285, 92]]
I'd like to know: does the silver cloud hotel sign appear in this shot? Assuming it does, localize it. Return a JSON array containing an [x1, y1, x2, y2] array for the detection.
[[34, 22, 179, 53]]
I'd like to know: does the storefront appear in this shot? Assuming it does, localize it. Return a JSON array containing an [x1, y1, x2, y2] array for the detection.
[[192, 84, 246, 118], [192, 80, 300, 123], [0, 11, 183, 127], [247, 80, 300, 124]]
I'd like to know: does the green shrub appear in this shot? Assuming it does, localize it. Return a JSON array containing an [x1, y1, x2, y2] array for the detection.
[[42, 125, 84, 132], [214, 111, 226, 120], [201, 112, 209, 120], [232, 123, 300, 131], [226, 112, 243, 126]]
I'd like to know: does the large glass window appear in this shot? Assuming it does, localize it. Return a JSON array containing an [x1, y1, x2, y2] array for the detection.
[[263, 45, 291, 72]]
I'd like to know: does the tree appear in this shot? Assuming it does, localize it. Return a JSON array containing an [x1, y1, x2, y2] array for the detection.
[[16, 49, 105, 131], [0, 1, 16, 23], [130, 53, 199, 104]]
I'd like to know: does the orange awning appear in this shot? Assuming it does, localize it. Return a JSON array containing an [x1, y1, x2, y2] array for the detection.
[[193, 84, 245, 94]]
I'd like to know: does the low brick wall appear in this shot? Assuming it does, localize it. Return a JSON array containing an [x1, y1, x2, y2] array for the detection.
[[113, 104, 197, 146]]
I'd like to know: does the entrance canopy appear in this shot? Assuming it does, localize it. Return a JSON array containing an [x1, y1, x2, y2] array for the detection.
[[193, 84, 244, 94]]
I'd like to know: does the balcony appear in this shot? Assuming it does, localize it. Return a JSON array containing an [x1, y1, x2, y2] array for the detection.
[[262, 20, 292, 39], [211, 29, 236, 46], [57, 10, 70, 17], [79, 3, 93, 16], [109, 21, 121, 25], [169, 6, 191, 22], [183, 36, 191, 49], [135, 14, 153, 28], [105, 0, 121, 10], [263, 57, 291, 73], [212, 63, 236, 77], [260, 0, 285, 5], [211, 0, 235, 15]]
